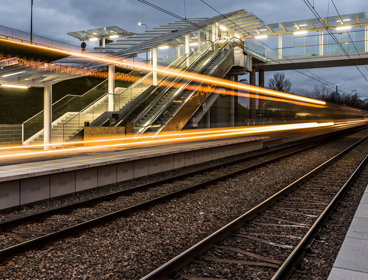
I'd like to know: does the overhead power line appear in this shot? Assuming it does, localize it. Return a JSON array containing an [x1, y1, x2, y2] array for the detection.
[[136, 0, 201, 28], [302, 0, 368, 83], [330, 0, 368, 75], [137, 0, 354, 93], [199, 0, 353, 93]]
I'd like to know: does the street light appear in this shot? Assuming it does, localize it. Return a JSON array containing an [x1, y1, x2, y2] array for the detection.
[[138, 22, 148, 31], [30, 0, 34, 44], [138, 22, 149, 62]]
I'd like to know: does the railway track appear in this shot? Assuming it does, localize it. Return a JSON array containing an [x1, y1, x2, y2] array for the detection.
[[141, 134, 368, 280], [0, 129, 357, 262]]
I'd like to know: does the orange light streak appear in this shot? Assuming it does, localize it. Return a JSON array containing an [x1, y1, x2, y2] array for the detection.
[[0, 122, 334, 159], [0, 38, 326, 106]]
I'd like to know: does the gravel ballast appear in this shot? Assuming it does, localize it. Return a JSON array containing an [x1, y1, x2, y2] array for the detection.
[[1, 129, 368, 279]]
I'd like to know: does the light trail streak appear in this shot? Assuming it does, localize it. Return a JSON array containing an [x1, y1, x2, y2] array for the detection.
[[0, 122, 334, 159], [0, 38, 326, 106], [0, 53, 332, 111]]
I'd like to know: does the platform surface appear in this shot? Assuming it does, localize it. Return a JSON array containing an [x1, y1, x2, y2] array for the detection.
[[328, 184, 368, 280], [0, 136, 264, 182]]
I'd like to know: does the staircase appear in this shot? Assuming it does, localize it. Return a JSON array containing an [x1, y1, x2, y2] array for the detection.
[[133, 42, 234, 135]]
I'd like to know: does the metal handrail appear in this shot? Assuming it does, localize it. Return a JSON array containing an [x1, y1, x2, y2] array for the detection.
[[135, 39, 233, 134], [133, 40, 220, 129], [21, 79, 108, 143], [155, 47, 233, 134], [61, 54, 189, 140], [246, 38, 368, 61], [0, 24, 80, 50]]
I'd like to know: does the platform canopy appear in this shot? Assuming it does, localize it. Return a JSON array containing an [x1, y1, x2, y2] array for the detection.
[[248, 12, 368, 37], [95, 10, 260, 57], [67, 26, 135, 41]]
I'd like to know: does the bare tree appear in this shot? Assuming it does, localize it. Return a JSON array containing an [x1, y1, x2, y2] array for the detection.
[[268, 73, 291, 92], [312, 84, 330, 99]]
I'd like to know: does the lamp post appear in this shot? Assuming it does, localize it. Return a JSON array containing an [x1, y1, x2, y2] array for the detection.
[[138, 22, 149, 62], [30, 0, 34, 44], [137, 22, 148, 31]]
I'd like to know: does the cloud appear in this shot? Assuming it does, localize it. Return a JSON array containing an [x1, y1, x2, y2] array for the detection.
[[0, 0, 366, 96]]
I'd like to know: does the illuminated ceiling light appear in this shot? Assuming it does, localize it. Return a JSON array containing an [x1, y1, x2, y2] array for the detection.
[[259, 28, 267, 31], [335, 25, 352, 31], [1, 84, 29, 89], [189, 42, 199, 46], [138, 22, 143, 26], [293, 30, 309, 36], [159, 45, 170, 50], [219, 25, 227, 31], [336, 18, 351, 22], [299, 24, 308, 27], [1, 71, 25, 77], [234, 33, 241, 39], [109, 35, 119, 39], [255, 35, 268, 39], [89, 37, 98, 42]]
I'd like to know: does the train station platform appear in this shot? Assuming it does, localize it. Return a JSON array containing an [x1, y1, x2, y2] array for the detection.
[[328, 183, 368, 279], [0, 136, 265, 211]]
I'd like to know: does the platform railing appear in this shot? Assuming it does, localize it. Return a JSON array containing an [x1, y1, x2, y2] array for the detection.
[[246, 36, 368, 61], [61, 55, 189, 141], [133, 39, 231, 135], [0, 24, 80, 51], [21, 79, 111, 143]]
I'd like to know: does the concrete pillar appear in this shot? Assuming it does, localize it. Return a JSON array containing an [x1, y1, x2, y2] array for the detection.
[[176, 45, 182, 58], [229, 75, 237, 126], [211, 24, 217, 42], [101, 38, 106, 48], [44, 84, 52, 150], [319, 31, 324, 56], [205, 108, 211, 128], [152, 47, 158, 86], [205, 28, 210, 42], [185, 34, 190, 67], [108, 64, 115, 111], [259, 70, 265, 120], [249, 71, 257, 122], [365, 26, 368, 53], [278, 35, 283, 59]]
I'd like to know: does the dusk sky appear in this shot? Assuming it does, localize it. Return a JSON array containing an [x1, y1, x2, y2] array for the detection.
[[0, 0, 367, 97]]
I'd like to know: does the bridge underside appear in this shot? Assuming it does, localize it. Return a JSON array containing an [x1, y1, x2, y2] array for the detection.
[[254, 53, 368, 71]]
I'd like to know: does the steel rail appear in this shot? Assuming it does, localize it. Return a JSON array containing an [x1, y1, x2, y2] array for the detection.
[[0, 132, 342, 262], [140, 134, 368, 280]]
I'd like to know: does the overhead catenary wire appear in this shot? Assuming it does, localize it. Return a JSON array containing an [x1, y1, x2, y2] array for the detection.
[[330, 0, 368, 75], [303, 0, 368, 83], [198, 0, 353, 94], [136, 0, 201, 28], [136, 0, 354, 94]]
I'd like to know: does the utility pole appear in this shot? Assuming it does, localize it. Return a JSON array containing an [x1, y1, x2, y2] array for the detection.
[[30, 0, 34, 44]]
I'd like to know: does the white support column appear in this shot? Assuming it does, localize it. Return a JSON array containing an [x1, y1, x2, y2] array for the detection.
[[176, 45, 182, 58], [278, 35, 283, 59], [211, 24, 216, 42], [205, 28, 210, 42], [101, 38, 106, 48], [229, 75, 236, 126], [365, 25, 368, 53], [152, 47, 158, 86], [185, 34, 190, 67], [319, 31, 324, 56], [108, 64, 115, 111], [205, 108, 211, 128], [44, 84, 52, 150]]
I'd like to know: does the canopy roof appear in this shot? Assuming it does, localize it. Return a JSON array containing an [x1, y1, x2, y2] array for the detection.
[[68, 26, 134, 41], [250, 12, 368, 36]]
